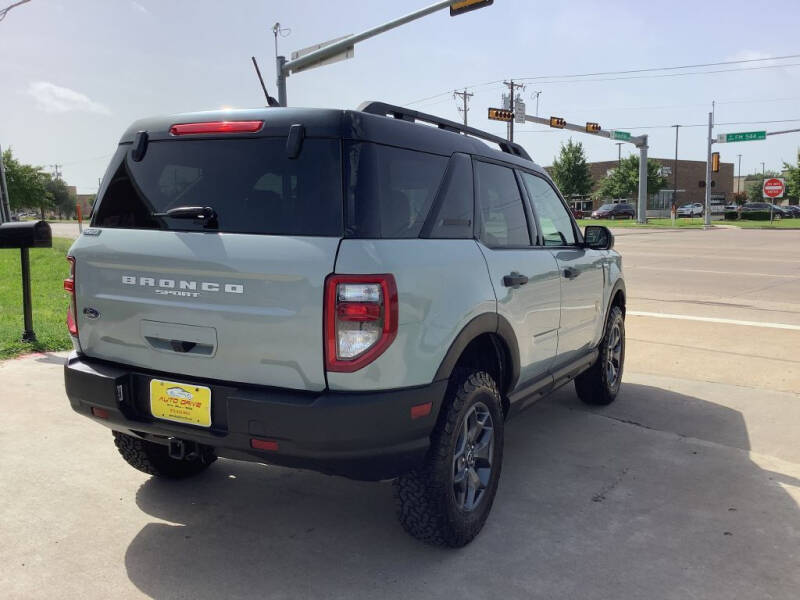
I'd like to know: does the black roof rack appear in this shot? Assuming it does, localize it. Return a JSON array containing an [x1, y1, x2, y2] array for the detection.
[[358, 101, 531, 161]]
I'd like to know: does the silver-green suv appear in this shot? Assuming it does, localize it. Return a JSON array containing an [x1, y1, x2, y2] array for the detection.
[[64, 102, 625, 547]]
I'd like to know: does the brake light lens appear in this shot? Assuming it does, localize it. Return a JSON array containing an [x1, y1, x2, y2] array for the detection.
[[324, 274, 398, 372], [64, 256, 78, 336], [169, 121, 264, 136]]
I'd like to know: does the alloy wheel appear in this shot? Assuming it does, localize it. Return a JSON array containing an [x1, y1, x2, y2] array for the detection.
[[452, 402, 494, 512]]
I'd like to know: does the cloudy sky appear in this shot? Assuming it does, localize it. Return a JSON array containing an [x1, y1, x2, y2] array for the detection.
[[2, 0, 800, 193]]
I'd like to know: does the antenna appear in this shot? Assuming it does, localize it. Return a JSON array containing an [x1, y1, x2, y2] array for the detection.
[[251, 57, 280, 107]]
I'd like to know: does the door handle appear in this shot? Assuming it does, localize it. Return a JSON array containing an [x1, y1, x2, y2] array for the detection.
[[503, 271, 529, 289], [563, 267, 579, 279]]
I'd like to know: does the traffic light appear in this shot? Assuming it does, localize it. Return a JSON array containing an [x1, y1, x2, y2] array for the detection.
[[585, 122, 601, 133], [488, 107, 513, 122], [549, 116, 566, 129], [711, 152, 720, 173], [450, 0, 493, 16]]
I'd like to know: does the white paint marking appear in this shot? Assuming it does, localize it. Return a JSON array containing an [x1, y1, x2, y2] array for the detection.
[[628, 311, 800, 331], [629, 266, 798, 279]]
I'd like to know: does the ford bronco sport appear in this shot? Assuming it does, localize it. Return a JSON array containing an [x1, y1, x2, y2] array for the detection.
[[64, 102, 625, 547]]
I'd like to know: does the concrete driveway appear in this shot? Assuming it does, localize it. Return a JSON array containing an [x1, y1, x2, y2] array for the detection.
[[2, 356, 798, 599]]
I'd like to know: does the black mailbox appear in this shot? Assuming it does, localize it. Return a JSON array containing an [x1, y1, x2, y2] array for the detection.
[[0, 220, 52, 249], [1, 219, 54, 342]]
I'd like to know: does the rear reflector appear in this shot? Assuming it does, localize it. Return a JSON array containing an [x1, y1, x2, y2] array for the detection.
[[250, 438, 279, 451], [410, 402, 432, 420], [91, 407, 109, 419], [169, 121, 264, 136]]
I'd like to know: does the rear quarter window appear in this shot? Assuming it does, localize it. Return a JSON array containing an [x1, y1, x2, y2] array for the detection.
[[344, 142, 448, 238]]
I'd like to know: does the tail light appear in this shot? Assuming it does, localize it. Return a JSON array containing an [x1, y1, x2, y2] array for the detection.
[[64, 255, 78, 336], [324, 274, 397, 372]]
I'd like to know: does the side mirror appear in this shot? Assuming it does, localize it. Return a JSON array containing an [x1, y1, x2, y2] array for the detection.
[[584, 225, 614, 250]]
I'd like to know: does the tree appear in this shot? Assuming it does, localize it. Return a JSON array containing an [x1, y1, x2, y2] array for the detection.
[[595, 155, 667, 200], [745, 169, 781, 202], [550, 139, 593, 198], [2, 148, 52, 218], [782, 153, 800, 205], [46, 176, 74, 219]]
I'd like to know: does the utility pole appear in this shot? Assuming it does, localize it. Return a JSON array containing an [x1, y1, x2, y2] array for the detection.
[[704, 111, 713, 228], [672, 125, 680, 211], [0, 143, 11, 223], [736, 154, 742, 196], [503, 79, 525, 142], [615, 143, 623, 167], [49, 164, 62, 180], [453, 88, 473, 126]]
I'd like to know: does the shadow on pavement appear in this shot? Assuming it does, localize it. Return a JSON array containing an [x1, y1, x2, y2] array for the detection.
[[125, 383, 800, 599]]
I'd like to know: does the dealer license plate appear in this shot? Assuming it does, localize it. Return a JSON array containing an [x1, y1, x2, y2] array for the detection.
[[149, 379, 212, 427]]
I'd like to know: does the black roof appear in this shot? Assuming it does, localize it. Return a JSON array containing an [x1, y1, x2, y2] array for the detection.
[[119, 103, 546, 176]]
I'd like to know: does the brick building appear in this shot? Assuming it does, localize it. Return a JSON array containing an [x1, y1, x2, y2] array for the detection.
[[549, 158, 734, 216]]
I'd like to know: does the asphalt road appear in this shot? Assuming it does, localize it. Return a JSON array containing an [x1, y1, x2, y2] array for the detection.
[[1, 228, 798, 599]]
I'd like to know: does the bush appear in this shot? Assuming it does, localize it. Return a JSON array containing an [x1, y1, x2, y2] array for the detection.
[[724, 211, 739, 221], [739, 211, 771, 221]]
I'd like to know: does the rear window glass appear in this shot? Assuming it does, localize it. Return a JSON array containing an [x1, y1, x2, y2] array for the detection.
[[93, 138, 342, 236], [344, 142, 448, 238]]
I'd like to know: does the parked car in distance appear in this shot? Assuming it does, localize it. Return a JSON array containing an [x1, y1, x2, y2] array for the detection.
[[724, 204, 738, 211], [740, 202, 788, 219], [677, 202, 704, 217], [590, 203, 635, 220], [770, 204, 793, 218], [784, 205, 800, 217]]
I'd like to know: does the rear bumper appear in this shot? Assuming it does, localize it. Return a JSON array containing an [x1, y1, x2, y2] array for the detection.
[[64, 352, 446, 480]]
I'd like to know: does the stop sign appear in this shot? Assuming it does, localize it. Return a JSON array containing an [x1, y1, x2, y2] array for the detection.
[[763, 178, 785, 199]]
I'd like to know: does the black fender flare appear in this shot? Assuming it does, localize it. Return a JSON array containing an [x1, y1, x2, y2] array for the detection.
[[605, 278, 626, 325], [433, 313, 520, 392]]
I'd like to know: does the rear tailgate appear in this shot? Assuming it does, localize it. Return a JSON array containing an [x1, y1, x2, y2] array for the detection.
[[71, 230, 337, 391]]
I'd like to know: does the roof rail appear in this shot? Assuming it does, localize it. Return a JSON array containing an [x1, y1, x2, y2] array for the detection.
[[358, 101, 531, 161]]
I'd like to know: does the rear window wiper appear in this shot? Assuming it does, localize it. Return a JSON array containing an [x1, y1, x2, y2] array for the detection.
[[152, 206, 218, 228]]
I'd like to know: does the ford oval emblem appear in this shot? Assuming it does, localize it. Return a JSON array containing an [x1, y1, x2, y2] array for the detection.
[[83, 307, 100, 319]]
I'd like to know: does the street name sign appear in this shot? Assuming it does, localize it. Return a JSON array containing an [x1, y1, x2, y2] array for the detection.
[[717, 131, 767, 143], [762, 178, 785, 199], [609, 130, 632, 141]]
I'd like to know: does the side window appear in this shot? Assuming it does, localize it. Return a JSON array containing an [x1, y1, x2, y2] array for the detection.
[[424, 153, 474, 239], [519, 172, 576, 247], [474, 161, 531, 248], [344, 142, 448, 238]]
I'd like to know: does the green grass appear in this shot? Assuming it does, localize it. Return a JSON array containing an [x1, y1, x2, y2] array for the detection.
[[0, 238, 73, 359], [577, 217, 707, 228]]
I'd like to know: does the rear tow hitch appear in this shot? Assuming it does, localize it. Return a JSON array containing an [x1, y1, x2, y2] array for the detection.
[[167, 437, 212, 463]]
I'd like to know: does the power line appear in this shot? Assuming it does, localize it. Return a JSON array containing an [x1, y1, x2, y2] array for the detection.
[[405, 53, 800, 105], [514, 117, 800, 133], [0, 0, 30, 22]]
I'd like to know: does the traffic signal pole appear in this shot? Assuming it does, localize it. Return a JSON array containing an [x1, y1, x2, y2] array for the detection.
[[276, 0, 490, 106], [704, 111, 713, 228], [522, 114, 649, 223]]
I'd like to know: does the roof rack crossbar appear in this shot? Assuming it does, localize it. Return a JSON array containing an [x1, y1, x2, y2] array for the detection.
[[358, 101, 531, 161]]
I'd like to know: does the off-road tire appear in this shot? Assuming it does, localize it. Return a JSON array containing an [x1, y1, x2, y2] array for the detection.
[[575, 305, 625, 406], [394, 370, 504, 547], [113, 431, 216, 479]]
